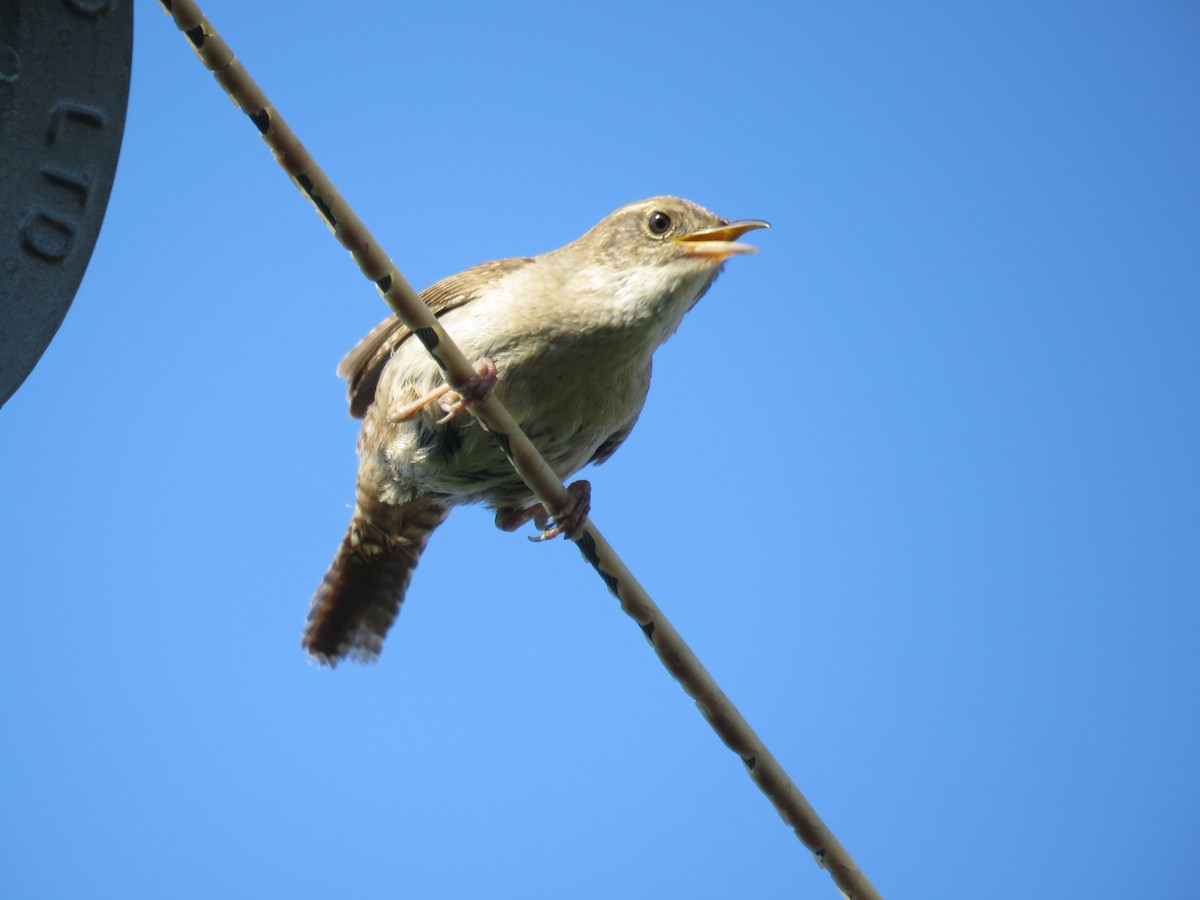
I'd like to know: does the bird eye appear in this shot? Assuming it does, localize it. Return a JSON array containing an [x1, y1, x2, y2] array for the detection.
[[646, 211, 672, 236]]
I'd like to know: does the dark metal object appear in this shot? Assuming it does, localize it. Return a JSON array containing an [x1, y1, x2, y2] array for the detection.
[[0, 1, 132, 408]]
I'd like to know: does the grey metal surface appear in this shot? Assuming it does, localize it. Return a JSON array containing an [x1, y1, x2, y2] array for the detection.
[[0, 1, 132, 408]]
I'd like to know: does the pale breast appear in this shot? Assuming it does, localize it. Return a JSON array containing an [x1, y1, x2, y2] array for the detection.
[[363, 303, 652, 511]]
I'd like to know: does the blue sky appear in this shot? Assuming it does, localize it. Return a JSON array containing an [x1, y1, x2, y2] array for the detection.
[[2, 2, 1198, 897]]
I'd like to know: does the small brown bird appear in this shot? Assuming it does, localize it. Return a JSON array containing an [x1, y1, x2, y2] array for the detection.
[[303, 196, 767, 664]]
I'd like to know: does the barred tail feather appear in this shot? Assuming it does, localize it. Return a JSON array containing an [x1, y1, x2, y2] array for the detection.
[[303, 489, 450, 665]]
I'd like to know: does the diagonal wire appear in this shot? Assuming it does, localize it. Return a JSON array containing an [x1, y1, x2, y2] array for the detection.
[[157, 2, 882, 897]]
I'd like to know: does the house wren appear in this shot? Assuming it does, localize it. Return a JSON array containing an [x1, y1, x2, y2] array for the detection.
[[303, 196, 768, 664]]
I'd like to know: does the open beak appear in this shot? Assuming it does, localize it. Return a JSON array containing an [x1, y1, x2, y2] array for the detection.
[[673, 219, 771, 261]]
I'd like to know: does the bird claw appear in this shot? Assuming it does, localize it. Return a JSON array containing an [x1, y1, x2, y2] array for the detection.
[[495, 481, 591, 542], [388, 358, 498, 425], [530, 480, 592, 542], [435, 358, 498, 424]]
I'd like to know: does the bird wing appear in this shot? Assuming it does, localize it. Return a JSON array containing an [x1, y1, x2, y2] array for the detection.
[[338, 256, 534, 418]]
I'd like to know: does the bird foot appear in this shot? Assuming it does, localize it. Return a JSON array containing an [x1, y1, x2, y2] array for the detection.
[[496, 481, 591, 542], [436, 358, 499, 424], [388, 358, 498, 424]]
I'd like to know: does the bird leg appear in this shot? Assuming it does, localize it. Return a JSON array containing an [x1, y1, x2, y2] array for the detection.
[[496, 480, 592, 542], [388, 358, 498, 425]]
